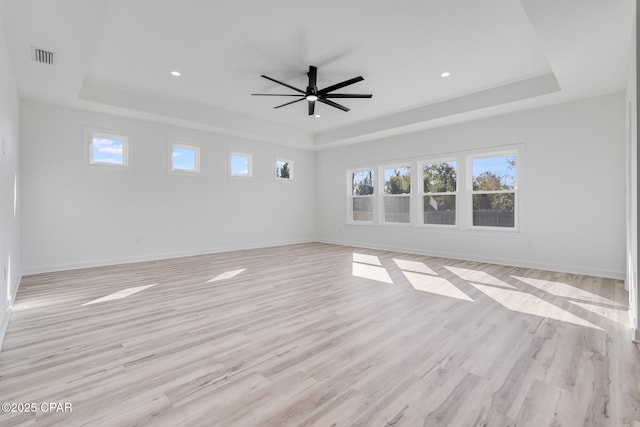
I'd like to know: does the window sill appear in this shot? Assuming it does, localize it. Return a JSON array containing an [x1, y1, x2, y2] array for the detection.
[[344, 222, 524, 238]]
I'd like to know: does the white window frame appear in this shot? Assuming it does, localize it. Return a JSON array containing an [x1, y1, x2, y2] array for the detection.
[[467, 149, 519, 231], [419, 158, 458, 228], [169, 141, 200, 174], [380, 164, 412, 226], [230, 152, 253, 178], [345, 144, 523, 232], [275, 159, 294, 182], [348, 168, 376, 224], [88, 130, 129, 168]]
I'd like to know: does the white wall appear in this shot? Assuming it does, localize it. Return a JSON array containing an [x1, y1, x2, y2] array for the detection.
[[18, 94, 628, 278], [20, 100, 316, 273], [0, 16, 20, 347], [626, 5, 639, 341], [317, 93, 626, 279]]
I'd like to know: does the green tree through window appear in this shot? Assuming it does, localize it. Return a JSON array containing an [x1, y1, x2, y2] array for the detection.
[[423, 161, 457, 225], [383, 167, 411, 223], [276, 160, 292, 179], [471, 155, 516, 227], [424, 162, 456, 193], [353, 170, 374, 195], [385, 169, 411, 194], [351, 170, 375, 221]]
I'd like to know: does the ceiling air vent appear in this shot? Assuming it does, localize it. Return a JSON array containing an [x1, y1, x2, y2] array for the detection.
[[31, 47, 55, 65]]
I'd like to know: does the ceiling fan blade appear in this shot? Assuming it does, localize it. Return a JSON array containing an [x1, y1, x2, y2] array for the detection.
[[324, 94, 373, 98], [318, 76, 364, 95], [274, 97, 305, 109], [260, 75, 306, 94], [307, 66, 317, 89], [318, 98, 350, 112], [308, 100, 316, 116], [251, 93, 304, 96]]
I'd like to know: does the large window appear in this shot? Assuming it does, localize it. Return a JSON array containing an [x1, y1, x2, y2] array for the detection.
[[382, 166, 411, 224], [351, 169, 375, 222], [471, 153, 516, 228], [89, 132, 127, 167], [422, 160, 456, 225], [346, 145, 521, 230]]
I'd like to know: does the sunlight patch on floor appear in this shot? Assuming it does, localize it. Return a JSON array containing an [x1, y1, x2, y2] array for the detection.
[[12, 299, 63, 311], [353, 253, 382, 266], [352, 262, 393, 284], [511, 275, 618, 305], [445, 266, 516, 289], [569, 300, 629, 327], [393, 259, 437, 275], [402, 271, 474, 302], [470, 283, 602, 330], [83, 284, 158, 306], [207, 268, 247, 283]]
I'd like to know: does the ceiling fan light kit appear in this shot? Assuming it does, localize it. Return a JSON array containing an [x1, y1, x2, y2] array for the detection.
[[252, 65, 372, 116]]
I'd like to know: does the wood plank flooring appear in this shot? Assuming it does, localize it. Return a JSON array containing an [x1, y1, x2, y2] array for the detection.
[[0, 242, 639, 426]]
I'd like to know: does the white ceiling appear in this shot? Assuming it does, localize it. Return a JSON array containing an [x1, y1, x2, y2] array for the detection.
[[0, 0, 634, 149]]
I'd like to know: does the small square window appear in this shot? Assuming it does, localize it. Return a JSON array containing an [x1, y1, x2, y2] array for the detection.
[[170, 143, 199, 173], [90, 133, 127, 166], [275, 160, 293, 180], [231, 153, 252, 177]]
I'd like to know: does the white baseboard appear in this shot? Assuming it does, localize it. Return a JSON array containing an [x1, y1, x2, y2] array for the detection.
[[22, 239, 316, 276], [0, 306, 10, 351], [317, 238, 625, 280], [10, 241, 637, 345], [23, 238, 625, 280], [0, 274, 21, 351]]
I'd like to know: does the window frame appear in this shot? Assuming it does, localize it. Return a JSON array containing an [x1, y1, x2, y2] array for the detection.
[[347, 168, 377, 224], [345, 144, 523, 233], [229, 152, 253, 178], [467, 149, 519, 231], [168, 141, 200, 175], [275, 158, 294, 182], [88, 130, 129, 168], [419, 158, 458, 228], [380, 164, 412, 226]]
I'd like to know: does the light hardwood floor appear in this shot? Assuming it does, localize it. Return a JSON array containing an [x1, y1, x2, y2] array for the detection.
[[1, 243, 639, 426]]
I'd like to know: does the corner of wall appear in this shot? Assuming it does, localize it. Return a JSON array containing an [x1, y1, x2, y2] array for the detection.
[[628, 0, 640, 339], [0, 272, 20, 350], [0, 308, 9, 350], [0, 9, 21, 351]]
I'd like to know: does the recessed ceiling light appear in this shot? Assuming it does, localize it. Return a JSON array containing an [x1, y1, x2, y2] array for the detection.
[[440, 71, 451, 78], [170, 70, 181, 77], [314, 114, 321, 118]]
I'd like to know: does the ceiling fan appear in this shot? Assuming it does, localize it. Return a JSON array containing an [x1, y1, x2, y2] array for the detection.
[[251, 65, 372, 116]]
